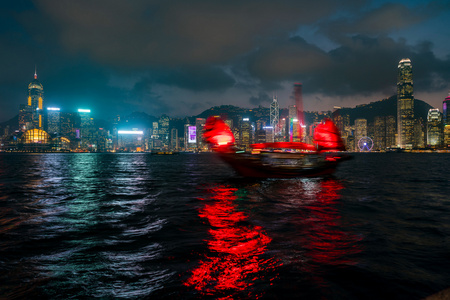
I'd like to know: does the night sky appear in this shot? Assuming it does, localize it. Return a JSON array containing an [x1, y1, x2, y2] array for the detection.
[[1, 0, 450, 122]]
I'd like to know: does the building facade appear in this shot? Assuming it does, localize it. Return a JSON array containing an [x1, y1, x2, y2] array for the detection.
[[443, 93, 450, 148], [427, 109, 443, 148], [397, 58, 415, 149]]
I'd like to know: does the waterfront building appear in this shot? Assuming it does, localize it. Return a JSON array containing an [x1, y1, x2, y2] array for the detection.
[[170, 128, 179, 151], [195, 118, 206, 151], [78, 109, 94, 149], [397, 58, 415, 149], [117, 129, 144, 151], [373, 116, 396, 150], [444, 93, 450, 125], [27, 70, 44, 129], [19, 128, 51, 151], [355, 118, 367, 151], [239, 117, 252, 149], [184, 124, 197, 151], [46, 107, 61, 137], [158, 115, 170, 149], [413, 118, 426, 148], [427, 109, 443, 148], [264, 126, 274, 143]]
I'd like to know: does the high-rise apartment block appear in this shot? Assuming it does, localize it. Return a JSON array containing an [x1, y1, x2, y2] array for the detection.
[[397, 58, 414, 149]]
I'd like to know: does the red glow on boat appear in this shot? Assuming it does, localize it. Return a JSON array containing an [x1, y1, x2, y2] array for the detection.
[[313, 118, 346, 152], [251, 142, 316, 151], [203, 116, 235, 151]]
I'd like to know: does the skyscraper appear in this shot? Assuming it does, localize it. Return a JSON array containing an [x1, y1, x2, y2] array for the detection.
[[27, 70, 44, 129], [46, 107, 61, 136], [427, 108, 443, 147], [397, 58, 414, 149], [443, 93, 450, 125], [444, 93, 450, 148], [270, 96, 279, 135], [355, 118, 367, 151]]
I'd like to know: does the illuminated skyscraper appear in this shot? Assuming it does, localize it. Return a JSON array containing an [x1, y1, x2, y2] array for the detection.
[[373, 116, 397, 150], [355, 118, 367, 152], [27, 70, 44, 129], [270, 96, 279, 134], [158, 115, 170, 149], [170, 128, 179, 150], [444, 93, 450, 148], [397, 58, 414, 148], [239, 118, 252, 149], [427, 108, 443, 147], [46, 107, 61, 136], [78, 109, 94, 149]]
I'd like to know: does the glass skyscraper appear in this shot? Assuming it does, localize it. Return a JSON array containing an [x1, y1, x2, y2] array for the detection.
[[397, 58, 414, 149], [27, 70, 44, 129]]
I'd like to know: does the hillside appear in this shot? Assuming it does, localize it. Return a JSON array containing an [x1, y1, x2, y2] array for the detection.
[[338, 95, 433, 124]]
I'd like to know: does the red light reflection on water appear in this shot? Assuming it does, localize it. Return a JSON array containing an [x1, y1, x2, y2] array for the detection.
[[184, 186, 278, 296]]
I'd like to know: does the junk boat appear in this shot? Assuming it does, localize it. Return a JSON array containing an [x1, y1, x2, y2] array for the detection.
[[203, 116, 351, 178]]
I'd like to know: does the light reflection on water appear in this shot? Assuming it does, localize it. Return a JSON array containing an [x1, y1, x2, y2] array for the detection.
[[1, 153, 449, 299]]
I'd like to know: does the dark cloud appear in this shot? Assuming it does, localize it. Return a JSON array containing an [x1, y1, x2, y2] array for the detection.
[[29, 0, 358, 67], [152, 67, 235, 92], [1, 1, 450, 122], [249, 92, 271, 106]]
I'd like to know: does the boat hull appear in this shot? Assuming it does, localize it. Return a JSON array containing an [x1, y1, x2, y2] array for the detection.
[[217, 152, 343, 178]]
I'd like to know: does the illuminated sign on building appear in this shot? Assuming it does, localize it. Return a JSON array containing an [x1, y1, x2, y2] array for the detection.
[[78, 109, 91, 113], [118, 130, 144, 135], [188, 126, 196, 143], [47, 107, 60, 111]]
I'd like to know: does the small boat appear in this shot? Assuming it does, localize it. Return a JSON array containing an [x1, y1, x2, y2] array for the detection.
[[203, 116, 351, 178]]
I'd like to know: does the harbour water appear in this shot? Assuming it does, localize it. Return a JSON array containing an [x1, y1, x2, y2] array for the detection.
[[0, 152, 449, 299]]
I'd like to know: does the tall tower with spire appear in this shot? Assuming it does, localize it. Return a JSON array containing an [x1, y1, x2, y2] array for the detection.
[[28, 68, 44, 129], [397, 58, 414, 148], [270, 95, 279, 135]]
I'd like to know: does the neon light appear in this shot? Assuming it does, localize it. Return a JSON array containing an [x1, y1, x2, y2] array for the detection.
[[78, 109, 91, 113], [243, 118, 249, 121], [188, 126, 196, 143], [47, 107, 60, 111], [118, 130, 144, 135]]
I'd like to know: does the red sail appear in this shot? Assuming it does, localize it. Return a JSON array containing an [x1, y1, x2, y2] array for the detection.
[[313, 118, 346, 152], [203, 116, 235, 150]]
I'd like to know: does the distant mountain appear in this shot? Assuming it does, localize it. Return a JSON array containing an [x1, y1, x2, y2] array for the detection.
[[0, 115, 19, 132], [337, 95, 433, 124]]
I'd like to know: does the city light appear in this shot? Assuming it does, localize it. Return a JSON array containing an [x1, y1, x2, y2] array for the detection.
[[78, 109, 91, 113], [47, 107, 60, 111], [118, 130, 144, 135]]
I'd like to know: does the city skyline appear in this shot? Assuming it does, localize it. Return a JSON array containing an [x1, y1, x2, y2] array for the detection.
[[1, 1, 450, 122]]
